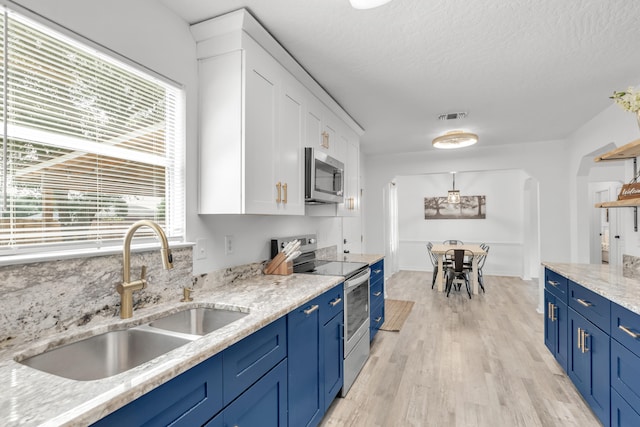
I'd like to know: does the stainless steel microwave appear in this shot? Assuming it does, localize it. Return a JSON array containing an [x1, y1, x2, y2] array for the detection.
[[305, 147, 344, 204]]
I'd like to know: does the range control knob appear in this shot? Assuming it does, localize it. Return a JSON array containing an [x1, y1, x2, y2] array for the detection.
[[308, 238, 317, 244]]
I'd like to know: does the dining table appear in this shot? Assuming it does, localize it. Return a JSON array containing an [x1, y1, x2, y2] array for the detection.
[[430, 243, 487, 295]]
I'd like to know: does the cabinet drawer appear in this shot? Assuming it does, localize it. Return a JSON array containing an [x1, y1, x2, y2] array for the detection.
[[223, 316, 287, 405], [611, 338, 640, 410], [611, 302, 640, 358], [370, 301, 384, 341], [568, 281, 610, 333], [319, 283, 344, 325], [611, 388, 640, 427], [370, 280, 384, 307], [92, 353, 223, 427], [544, 268, 568, 302], [370, 260, 384, 285]]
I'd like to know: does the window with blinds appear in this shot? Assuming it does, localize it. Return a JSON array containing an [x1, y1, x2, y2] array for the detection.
[[0, 10, 185, 254]]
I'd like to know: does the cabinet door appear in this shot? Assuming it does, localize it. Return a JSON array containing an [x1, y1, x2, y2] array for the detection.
[[568, 309, 610, 426], [555, 299, 569, 372], [611, 388, 640, 427], [279, 77, 305, 214], [209, 359, 288, 427], [244, 39, 280, 214], [322, 312, 344, 411], [544, 291, 557, 357], [287, 297, 322, 427]]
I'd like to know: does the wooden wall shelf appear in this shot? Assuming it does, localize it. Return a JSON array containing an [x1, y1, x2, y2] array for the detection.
[[594, 138, 640, 162], [595, 199, 640, 208]]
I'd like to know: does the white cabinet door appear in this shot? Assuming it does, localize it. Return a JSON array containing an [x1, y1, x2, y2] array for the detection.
[[279, 76, 305, 214], [337, 128, 359, 217], [244, 42, 280, 214]]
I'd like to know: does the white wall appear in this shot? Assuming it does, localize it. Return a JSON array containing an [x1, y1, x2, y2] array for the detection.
[[567, 103, 640, 263], [363, 139, 572, 279], [395, 170, 527, 277], [12, 0, 347, 275]]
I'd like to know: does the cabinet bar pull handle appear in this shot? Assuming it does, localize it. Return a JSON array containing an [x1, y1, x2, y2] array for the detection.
[[329, 297, 342, 306], [373, 269, 382, 274], [577, 327, 582, 349], [283, 183, 288, 204], [276, 182, 282, 203], [619, 325, 640, 339], [582, 332, 589, 353], [303, 304, 319, 315], [551, 304, 556, 322], [373, 291, 382, 297], [577, 298, 593, 307], [547, 280, 559, 287], [547, 302, 551, 319], [375, 317, 382, 323]]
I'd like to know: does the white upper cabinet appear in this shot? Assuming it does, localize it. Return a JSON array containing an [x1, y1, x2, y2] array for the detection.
[[337, 126, 360, 217], [192, 9, 362, 216]]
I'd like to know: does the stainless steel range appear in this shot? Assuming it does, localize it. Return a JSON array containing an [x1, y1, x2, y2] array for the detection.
[[271, 234, 370, 396]]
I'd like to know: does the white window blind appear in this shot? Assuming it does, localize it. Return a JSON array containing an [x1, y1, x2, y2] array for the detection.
[[0, 10, 185, 254]]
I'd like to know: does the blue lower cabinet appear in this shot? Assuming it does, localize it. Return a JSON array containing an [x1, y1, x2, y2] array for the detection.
[[370, 260, 385, 341], [611, 388, 640, 427], [223, 317, 287, 405], [91, 353, 223, 427], [611, 339, 640, 412], [370, 301, 384, 341], [322, 312, 344, 411], [568, 308, 610, 427], [287, 296, 323, 427], [544, 290, 568, 372], [206, 359, 288, 427]]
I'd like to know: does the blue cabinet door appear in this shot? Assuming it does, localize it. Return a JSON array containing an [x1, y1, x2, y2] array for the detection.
[[287, 297, 323, 427], [544, 291, 568, 372], [544, 290, 557, 356], [322, 312, 344, 411], [611, 388, 640, 427], [208, 359, 288, 427], [568, 308, 610, 427]]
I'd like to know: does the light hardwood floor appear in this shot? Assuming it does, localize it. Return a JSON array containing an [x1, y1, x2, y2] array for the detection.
[[320, 271, 602, 427]]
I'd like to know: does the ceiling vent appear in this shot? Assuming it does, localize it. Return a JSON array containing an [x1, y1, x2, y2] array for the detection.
[[438, 112, 467, 121]]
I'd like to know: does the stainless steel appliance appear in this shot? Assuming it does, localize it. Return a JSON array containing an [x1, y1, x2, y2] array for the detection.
[[270, 234, 370, 396], [304, 147, 344, 204]]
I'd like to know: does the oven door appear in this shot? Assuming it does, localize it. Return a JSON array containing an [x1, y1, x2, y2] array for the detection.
[[344, 268, 370, 356]]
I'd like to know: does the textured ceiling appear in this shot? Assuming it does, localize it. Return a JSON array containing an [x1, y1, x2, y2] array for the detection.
[[159, 0, 640, 155]]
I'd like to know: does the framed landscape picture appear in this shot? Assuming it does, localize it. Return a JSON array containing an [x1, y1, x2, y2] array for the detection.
[[424, 195, 486, 220]]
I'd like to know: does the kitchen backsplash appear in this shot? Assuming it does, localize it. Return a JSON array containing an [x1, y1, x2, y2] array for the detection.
[[623, 254, 640, 279], [0, 245, 338, 349]]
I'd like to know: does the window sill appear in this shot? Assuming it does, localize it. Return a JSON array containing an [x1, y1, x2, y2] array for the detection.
[[0, 241, 195, 267]]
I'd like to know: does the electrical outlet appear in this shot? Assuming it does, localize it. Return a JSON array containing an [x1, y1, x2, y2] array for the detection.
[[195, 238, 207, 260], [225, 235, 234, 255]]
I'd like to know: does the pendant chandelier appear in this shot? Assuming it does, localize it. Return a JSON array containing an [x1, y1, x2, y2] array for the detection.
[[349, 0, 393, 10], [448, 172, 461, 203]]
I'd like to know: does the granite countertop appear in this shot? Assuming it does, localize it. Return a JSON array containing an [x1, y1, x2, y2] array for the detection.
[[543, 262, 640, 314], [0, 273, 343, 427]]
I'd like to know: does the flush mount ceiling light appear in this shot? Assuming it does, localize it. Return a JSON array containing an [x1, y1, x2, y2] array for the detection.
[[448, 172, 461, 204], [432, 130, 478, 150], [349, 0, 393, 9]]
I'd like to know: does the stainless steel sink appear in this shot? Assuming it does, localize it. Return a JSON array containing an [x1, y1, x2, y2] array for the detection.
[[149, 307, 248, 336], [18, 328, 193, 381]]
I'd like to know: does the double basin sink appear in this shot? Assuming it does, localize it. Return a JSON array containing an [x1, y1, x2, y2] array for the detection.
[[17, 307, 248, 381]]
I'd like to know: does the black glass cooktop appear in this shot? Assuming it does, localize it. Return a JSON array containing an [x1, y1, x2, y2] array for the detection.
[[296, 260, 368, 280]]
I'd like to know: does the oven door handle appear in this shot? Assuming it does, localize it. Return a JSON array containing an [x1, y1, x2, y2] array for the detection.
[[345, 269, 370, 290]]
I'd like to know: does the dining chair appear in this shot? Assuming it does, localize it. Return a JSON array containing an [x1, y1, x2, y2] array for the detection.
[[444, 248, 473, 298], [476, 245, 489, 293], [443, 239, 464, 245], [426, 242, 439, 289]]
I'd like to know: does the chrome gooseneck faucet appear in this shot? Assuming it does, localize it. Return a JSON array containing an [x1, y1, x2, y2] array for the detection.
[[117, 220, 174, 319]]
